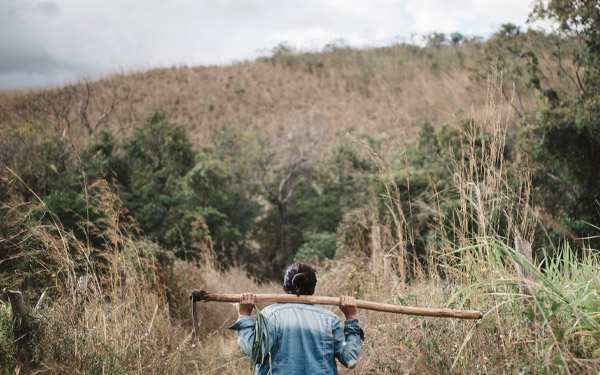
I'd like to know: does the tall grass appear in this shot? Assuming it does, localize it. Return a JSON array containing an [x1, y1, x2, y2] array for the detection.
[[430, 76, 599, 372], [330, 72, 600, 374], [2, 150, 599, 374], [0, 172, 277, 374]]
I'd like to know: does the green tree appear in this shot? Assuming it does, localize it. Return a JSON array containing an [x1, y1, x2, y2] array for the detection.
[[524, 0, 600, 244], [185, 155, 260, 266], [294, 232, 337, 263], [470, 24, 555, 117], [426, 32, 447, 48], [469, 2, 600, 249], [256, 137, 373, 279], [118, 111, 196, 254]]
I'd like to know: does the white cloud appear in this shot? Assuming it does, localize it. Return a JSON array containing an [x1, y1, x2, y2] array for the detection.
[[404, 0, 532, 36], [0, 0, 533, 88]]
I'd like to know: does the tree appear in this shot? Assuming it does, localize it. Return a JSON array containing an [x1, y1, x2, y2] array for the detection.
[[78, 78, 129, 138], [469, 2, 600, 248], [470, 24, 555, 118], [251, 129, 373, 278], [524, 1, 600, 245], [425, 32, 447, 48], [115, 111, 197, 256], [256, 121, 324, 266]]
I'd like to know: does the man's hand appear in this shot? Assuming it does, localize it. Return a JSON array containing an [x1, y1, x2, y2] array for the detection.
[[339, 295, 358, 320], [238, 293, 256, 316]]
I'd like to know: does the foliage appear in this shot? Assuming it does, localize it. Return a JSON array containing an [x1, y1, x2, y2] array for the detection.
[[425, 32, 447, 48], [0, 300, 16, 374], [467, 2, 600, 251], [294, 231, 337, 263], [365, 115, 521, 277], [522, 1, 600, 249], [450, 32, 466, 45], [250, 307, 272, 374], [85, 112, 258, 265], [185, 144, 261, 265], [470, 24, 556, 117], [118, 111, 195, 246], [0, 180, 194, 374], [448, 237, 600, 373], [31, 190, 107, 249], [256, 137, 373, 278]]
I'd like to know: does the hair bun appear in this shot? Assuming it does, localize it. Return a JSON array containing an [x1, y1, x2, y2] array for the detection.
[[291, 273, 309, 295], [292, 272, 307, 286], [283, 263, 317, 296]]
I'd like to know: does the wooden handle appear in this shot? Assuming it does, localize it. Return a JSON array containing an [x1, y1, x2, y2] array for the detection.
[[192, 299, 200, 341], [192, 290, 482, 320]]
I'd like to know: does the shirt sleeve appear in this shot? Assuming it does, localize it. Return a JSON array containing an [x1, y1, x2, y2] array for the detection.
[[228, 314, 275, 364], [333, 318, 363, 369], [228, 315, 256, 357]]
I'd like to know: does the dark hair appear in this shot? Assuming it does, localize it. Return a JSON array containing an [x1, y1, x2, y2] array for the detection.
[[283, 263, 317, 296]]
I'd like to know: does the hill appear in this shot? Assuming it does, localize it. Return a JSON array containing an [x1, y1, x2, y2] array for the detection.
[[1, 41, 527, 150]]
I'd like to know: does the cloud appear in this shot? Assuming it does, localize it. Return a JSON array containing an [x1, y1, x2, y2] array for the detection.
[[0, 0, 95, 86], [0, 0, 533, 89], [403, 0, 532, 36], [36, 1, 60, 16]]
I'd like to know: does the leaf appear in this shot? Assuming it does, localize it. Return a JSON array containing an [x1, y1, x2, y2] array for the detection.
[[553, 327, 565, 342], [552, 356, 564, 367], [526, 305, 535, 323]]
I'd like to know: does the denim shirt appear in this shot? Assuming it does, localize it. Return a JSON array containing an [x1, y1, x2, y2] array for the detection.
[[229, 303, 363, 375]]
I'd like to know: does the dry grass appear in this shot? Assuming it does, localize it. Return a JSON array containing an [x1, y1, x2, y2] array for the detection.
[[0, 171, 279, 374], [0, 42, 530, 157], [1, 172, 597, 373]]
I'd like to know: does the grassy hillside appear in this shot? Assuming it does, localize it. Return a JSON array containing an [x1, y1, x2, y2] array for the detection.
[[1, 41, 528, 149]]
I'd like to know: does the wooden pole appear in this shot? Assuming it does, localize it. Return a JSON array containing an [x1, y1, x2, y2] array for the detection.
[[7, 290, 31, 373], [514, 235, 535, 298], [383, 254, 393, 282], [76, 275, 90, 311], [190, 290, 482, 320], [371, 225, 382, 277]]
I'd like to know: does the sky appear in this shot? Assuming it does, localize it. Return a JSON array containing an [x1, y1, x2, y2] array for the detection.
[[0, 0, 535, 89]]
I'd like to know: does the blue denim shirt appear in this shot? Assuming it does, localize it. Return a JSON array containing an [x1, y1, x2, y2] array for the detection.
[[229, 303, 363, 375]]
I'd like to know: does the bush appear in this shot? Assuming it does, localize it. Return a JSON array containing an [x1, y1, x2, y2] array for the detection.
[[294, 232, 337, 263], [0, 300, 16, 374]]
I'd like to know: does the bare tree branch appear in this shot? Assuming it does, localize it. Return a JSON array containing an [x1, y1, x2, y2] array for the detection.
[[79, 77, 129, 137], [90, 85, 129, 135], [80, 77, 92, 135], [514, 79, 527, 116], [554, 32, 582, 95], [501, 82, 524, 118], [574, 29, 587, 97]]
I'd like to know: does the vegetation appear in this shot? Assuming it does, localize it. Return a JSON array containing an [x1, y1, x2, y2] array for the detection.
[[1, 0, 599, 373]]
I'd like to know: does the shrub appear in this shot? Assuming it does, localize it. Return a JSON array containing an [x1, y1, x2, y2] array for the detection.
[[294, 231, 337, 263]]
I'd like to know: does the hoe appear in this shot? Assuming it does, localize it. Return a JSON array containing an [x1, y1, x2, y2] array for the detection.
[[189, 289, 482, 340]]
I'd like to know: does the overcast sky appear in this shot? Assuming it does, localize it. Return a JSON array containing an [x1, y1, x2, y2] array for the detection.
[[0, 0, 534, 89]]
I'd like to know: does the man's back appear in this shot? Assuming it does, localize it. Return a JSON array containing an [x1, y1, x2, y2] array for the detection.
[[261, 303, 340, 375], [229, 265, 362, 375], [230, 301, 362, 374]]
